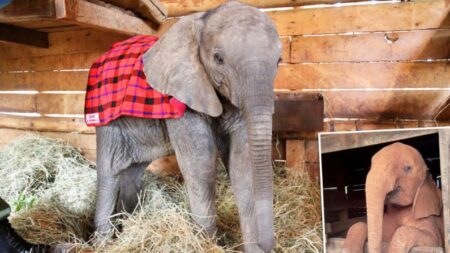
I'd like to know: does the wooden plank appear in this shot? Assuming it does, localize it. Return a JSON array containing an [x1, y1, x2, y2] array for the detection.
[[0, 0, 54, 22], [435, 97, 450, 121], [102, 0, 168, 24], [320, 129, 439, 154], [0, 23, 49, 48], [0, 115, 94, 133], [0, 29, 128, 59], [0, 128, 96, 161], [0, 94, 84, 114], [275, 61, 450, 90], [161, 0, 367, 17], [0, 72, 88, 91], [273, 92, 324, 131], [290, 29, 450, 63], [268, 0, 450, 36], [322, 91, 450, 120], [439, 129, 450, 253], [56, 0, 155, 35], [280, 37, 290, 63], [286, 140, 305, 168], [0, 53, 99, 72]]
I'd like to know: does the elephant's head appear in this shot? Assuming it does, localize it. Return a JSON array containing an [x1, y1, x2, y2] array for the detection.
[[143, 2, 281, 251], [365, 142, 442, 253]]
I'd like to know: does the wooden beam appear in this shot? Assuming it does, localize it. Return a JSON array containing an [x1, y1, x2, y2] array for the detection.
[[0, 115, 94, 134], [275, 61, 450, 90], [101, 0, 168, 24], [320, 129, 439, 154], [290, 29, 450, 63], [0, 0, 54, 22], [268, 0, 450, 36], [0, 24, 49, 48], [55, 0, 155, 35], [0, 29, 128, 59], [160, 0, 362, 17]]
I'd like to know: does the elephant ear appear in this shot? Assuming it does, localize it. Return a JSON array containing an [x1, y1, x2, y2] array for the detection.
[[143, 13, 223, 117], [412, 175, 442, 219]]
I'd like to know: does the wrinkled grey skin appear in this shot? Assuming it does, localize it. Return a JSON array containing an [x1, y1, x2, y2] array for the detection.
[[94, 2, 281, 252]]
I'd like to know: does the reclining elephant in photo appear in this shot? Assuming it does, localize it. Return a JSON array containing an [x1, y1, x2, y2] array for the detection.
[[92, 2, 281, 252], [342, 142, 444, 253]]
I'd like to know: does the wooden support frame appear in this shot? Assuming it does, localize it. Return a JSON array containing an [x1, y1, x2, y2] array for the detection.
[[101, 0, 168, 24], [0, 0, 156, 35], [55, 0, 156, 35], [0, 23, 49, 48], [439, 129, 450, 253]]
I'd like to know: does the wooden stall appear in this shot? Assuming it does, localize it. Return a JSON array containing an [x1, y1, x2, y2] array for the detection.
[[0, 0, 449, 177], [320, 128, 450, 253]]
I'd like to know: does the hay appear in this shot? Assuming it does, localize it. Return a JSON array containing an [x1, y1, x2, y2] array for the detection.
[[0, 135, 322, 252]]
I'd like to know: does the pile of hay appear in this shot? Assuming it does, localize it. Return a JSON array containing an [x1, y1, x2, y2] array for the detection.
[[0, 135, 322, 252]]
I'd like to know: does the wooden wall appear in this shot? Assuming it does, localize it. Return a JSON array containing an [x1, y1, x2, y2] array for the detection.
[[0, 0, 449, 166]]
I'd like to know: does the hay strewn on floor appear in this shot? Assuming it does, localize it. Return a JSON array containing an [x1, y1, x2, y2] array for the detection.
[[0, 134, 322, 252]]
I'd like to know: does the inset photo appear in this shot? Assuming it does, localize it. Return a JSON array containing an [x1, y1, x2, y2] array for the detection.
[[319, 128, 450, 253]]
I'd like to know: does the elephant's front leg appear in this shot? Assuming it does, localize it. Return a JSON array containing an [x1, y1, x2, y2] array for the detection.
[[342, 222, 367, 253], [166, 111, 218, 236], [228, 127, 266, 253], [387, 226, 439, 253]]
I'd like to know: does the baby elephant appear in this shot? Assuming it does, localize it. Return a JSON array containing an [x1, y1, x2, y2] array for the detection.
[[343, 142, 444, 253]]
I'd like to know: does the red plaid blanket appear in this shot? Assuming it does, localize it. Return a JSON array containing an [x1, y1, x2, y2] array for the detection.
[[85, 35, 186, 126]]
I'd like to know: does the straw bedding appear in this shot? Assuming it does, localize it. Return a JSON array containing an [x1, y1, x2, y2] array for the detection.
[[0, 134, 322, 252]]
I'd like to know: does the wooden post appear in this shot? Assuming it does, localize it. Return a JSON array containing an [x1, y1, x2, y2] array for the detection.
[[439, 128, 450, 253]]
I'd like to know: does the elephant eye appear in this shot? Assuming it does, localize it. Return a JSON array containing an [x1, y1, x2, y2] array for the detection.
[[214, 53, 224, 65], [404, 165, 412, 173]]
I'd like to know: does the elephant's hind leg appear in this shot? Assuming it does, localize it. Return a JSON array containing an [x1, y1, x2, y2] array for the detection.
[[116, 162, 149, 214], [342, 222, 368, 253], [166, 111, 218, 236], [387, 226, 439, 253]]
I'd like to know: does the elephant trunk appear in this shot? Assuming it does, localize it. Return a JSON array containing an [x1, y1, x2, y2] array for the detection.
[[365, 167, 395, 253], [242, 70, 275, 252]]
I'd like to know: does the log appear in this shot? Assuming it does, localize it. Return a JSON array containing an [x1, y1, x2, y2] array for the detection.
[[290, 29, 450, 63]]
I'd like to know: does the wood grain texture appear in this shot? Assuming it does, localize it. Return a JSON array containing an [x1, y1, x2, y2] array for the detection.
[[0, 0, 54, 22], [0, 29, 128, 59], [0, 23, 49, 48], [290, 29, 450, 63], [0, 128, 96, 161], [101, 0, 168, 24], [438, 129, 450, 253], [0, 94, 84, 114], [320, 129, 439, 153], [275, 61, 450, 90], [61, 0, 156, 35], [0, 53, 99, 71], [0, 115, 94, 133], [161, 0, 363, 17], [268, 0, 450, 36], [0, 72, 88, 91], [321, 91, 450, 120]]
